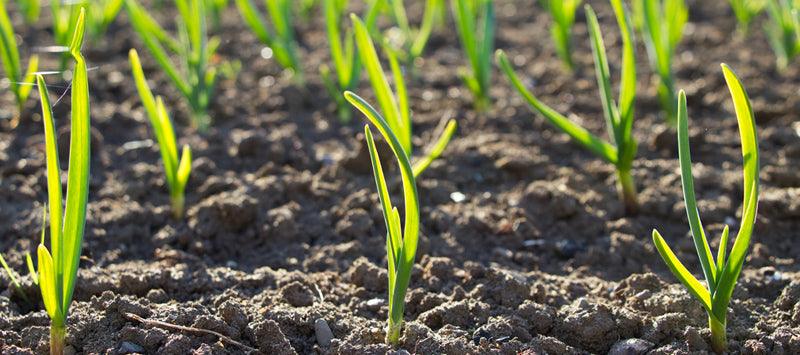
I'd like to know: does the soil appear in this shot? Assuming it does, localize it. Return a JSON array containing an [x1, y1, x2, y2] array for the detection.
[[2, 0, 800, 354]]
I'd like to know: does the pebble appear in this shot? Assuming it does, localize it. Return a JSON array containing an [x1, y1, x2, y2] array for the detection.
[[450, 191, 466, 203], [608, 338, 655, 355], [365, 298, 384, 310], [117, 341, 145, 354], [314, 318, 334, 347]]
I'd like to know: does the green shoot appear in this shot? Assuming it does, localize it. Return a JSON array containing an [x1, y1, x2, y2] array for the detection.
[[320, 0, 380, 123], [0, 207, 45, 301], [0, 253, 30, 303], [34, 9, 91, 354], [386, 0, 444, 64], [765, 0, 800, 70], [539, 0, 581, 71], [344, 91, 420, 345], [635, 0, 687, 122], [84, 0, 125, 40], [0, 0, 39, 115], [51, 0, 123, 44], [51, 0, 83, 49], [130, 49, 193, 219], [18, 0, 41, 23], [235, 0, 303, 81], [451, 0, 494, 110], [730, 0, 767, 34], [497, 0, 639, 213], [651, 64, 759, 354], [125, 0, 226, 131], [352, 14, 457, 178], [206, 0, 229, 29], [298, 0, 317, 22]]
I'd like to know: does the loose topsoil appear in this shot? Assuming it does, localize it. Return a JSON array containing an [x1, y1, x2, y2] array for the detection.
[[2, 0, 800, 354]]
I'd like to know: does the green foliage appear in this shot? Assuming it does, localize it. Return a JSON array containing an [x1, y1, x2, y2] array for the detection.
[[651, 64, 759, 354], [497, 0, 639, 213], [206, 0, 229, 29], [320, 0, 380, 123], [235, 0, 303, 81], [297, 0, 317, 21], [539, 0, 581, 70], [51, 0, 124, 44], [34, 10, 91, 354], [451, 0, 494, 110], [130, 49, 193, 219], [345, 91, 420, 345], [126, 0, 228, 131], [0, 208, 44, 301], [0, 253, 28, 302], [387, 0, 444, 63], [635, 0, 687, 122], [765, 0, 800, 70], [17, 0, 41, 23], [0, 0, 38, 114], [730, 0, 767, 34], [351, 14, 457, 177]]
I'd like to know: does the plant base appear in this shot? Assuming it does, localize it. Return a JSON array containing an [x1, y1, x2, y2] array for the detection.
[[171, 194, 185, 219], [385, 319, 403, 345], [50, 323, 66, 355], [709, 316, 727, 354], [616, 169, 638, 215]]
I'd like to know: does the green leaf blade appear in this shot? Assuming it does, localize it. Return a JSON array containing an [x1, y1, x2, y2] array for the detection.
[[60, 9, 91, 313], [676, 90, 718, 289], [495, 50, 618, 165], [652, 230, 712, 312]]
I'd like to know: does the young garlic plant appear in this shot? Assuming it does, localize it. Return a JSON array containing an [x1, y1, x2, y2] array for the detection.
[[539, 0, 581, 71], [235, 0, 303, 81], [452, 0, 495, 110], [386, 0, 443, 64], [729, 0, 767, 34], [126, 0, 227, 131], [51, 0, 124, 45], [0, 0, 38, 115], [205, 0, 229, 29], [635, 0, 687, 122], [51, 0, 83, 51], [652, 64, 759, 354], [352, 14, 457, 178], [17, 0, 41, 23], [765, 0, 800, 70], [320, 0, 380, 123], [34, 9, 91, 354], [497, 0, 639, 213], [344, 91, 421, 345], [130, 49, 193, 219]]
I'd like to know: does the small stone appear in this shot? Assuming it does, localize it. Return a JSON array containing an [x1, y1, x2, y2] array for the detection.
[[365, 298, 383, 310], [450, 192, 466, 203], [608, 338, 655, 355], [64, 345, 77, 355], [117, 341, 145, 354], [314, 319, 334, 347]]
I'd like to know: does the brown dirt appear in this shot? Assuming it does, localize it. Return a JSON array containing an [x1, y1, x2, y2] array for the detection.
[[1, 0, 800, 354]]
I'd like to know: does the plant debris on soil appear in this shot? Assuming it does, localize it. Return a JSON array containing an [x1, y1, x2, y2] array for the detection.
[[1, 0, 800, 354]]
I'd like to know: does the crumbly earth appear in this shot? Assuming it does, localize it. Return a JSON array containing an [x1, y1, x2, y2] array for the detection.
[[1, 0, 800, 354]]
